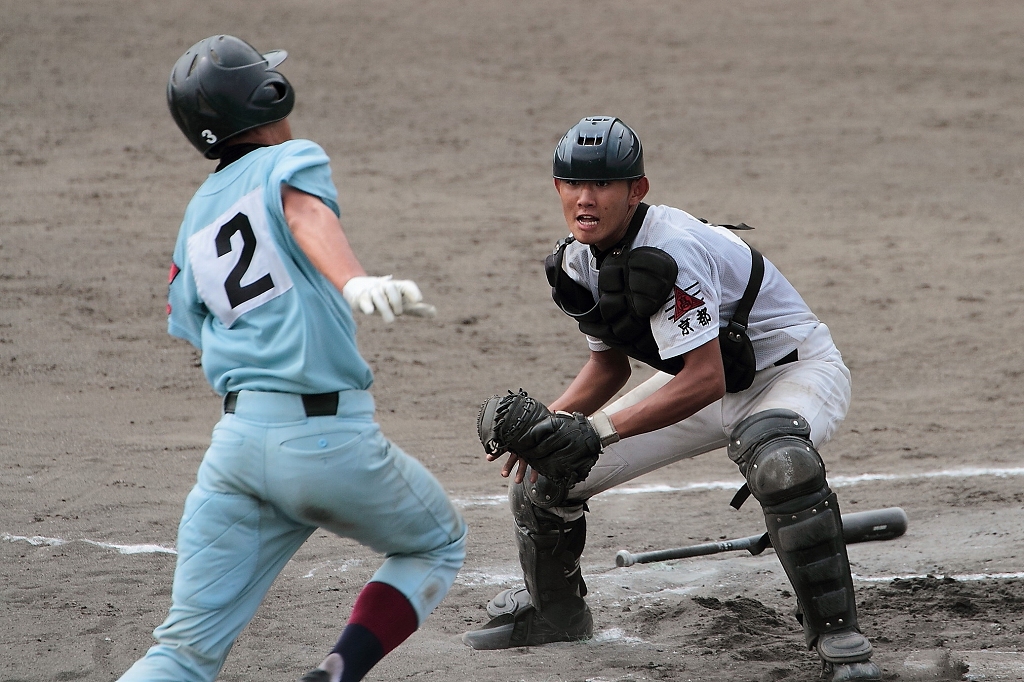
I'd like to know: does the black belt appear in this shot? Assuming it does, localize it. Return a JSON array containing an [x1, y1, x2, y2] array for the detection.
[[774, 349, 798, 366], [223, 391, 340, 417]]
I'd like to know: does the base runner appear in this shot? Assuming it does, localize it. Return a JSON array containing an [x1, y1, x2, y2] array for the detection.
[[115, 35, 466, 682]]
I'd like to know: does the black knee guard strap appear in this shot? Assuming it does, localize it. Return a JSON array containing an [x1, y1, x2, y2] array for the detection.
[[524, 471, 571, 509]]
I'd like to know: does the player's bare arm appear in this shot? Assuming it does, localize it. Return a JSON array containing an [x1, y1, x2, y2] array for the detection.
[[495, 338, 724, 481], [282, 184, 367, 291], [282, 184, 435, 323], [608, 337, 725, 440], [548, 348, 632, 415]]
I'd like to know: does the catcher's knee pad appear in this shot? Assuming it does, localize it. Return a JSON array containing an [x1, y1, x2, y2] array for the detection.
[[728, 409, 827, 510], [510, 482, 587, 612]]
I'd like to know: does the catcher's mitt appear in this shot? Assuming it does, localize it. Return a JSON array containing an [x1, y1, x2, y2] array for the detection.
[[477, 389, 602, 488]]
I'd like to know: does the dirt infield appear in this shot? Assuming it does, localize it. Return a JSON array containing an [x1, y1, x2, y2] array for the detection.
[[2, 2, 1023, 681]]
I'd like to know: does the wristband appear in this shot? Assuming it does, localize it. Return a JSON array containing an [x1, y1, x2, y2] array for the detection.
[[588, 410, 620, 447]]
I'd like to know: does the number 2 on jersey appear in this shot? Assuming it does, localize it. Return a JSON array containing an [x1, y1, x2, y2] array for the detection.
[[217, 213, 275, 308], [186, 188, 294, 328]]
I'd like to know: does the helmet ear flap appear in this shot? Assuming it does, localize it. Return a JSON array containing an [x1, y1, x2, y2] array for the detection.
[[252, 79, 289, 107]]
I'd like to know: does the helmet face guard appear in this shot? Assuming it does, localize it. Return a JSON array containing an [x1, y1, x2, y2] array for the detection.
[[553, 116, 644, 181], [167, 35, 295, 158]]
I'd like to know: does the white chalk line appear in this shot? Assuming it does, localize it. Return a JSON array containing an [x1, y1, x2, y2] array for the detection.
[[456, 561, 1024, 590], [607, 567, 1024, 586], [452, 466, 1024, 507], [5, 466, 1021, 560], [2, 533, 176, 555], [853, 571, 1024, 583], [5, 533, 1023, 592], [300, 558, 364, 578]]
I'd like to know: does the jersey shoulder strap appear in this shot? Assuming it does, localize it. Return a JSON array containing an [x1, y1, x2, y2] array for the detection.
[[732, 246, 764, 328], [696, 218, 763, 326]]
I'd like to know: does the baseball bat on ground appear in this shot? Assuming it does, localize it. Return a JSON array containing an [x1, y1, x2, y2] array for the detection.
[[614, 506, 908, 568]]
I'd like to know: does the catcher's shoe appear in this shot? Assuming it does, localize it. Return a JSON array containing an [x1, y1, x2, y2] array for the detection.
[[486, 586, 531, 618], [462, 596, 592, 650], [817, 630, 880, 681], [820, 661, 882, 681], [298, 671, 331, 682]]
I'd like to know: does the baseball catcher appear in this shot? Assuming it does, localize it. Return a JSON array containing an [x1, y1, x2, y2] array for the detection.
[[462, 116, 881, 682]]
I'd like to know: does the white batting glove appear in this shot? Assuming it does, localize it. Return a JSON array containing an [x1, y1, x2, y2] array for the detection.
[[342, 275, 436, 323]]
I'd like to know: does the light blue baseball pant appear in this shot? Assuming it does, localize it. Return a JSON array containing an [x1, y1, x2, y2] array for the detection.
[[118, 389, 466, 682]]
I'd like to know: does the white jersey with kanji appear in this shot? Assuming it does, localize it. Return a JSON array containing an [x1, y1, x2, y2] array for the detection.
[[559, 204, 819, 369]]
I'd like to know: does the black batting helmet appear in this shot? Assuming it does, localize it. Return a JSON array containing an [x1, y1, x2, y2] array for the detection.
[[553, 116, 644, 181], [167, 35, 295, 159]]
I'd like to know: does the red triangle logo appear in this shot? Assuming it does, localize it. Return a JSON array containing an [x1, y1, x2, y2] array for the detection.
[[672, 286, 705, 321]]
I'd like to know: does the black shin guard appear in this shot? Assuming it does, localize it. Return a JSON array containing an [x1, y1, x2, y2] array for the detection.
[[730, 410, 871, 663], [454, 481, 593, 649], [764, 491, 865, 654], [510, 480, 587, 611]]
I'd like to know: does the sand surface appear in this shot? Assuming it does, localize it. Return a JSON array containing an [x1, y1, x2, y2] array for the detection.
[[2, 2, 1023, 680]]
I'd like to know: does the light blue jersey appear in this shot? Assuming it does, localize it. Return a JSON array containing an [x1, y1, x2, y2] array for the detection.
[[167, 139, 372, 396]]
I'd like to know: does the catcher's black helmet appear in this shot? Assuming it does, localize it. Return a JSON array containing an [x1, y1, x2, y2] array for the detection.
[[552, 116, 644, 181], [167, 35, 295, 159]]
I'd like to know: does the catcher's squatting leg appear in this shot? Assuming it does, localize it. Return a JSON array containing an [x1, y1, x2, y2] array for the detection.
[[729, 409, 881, 682], [461, 478, 592, 649]]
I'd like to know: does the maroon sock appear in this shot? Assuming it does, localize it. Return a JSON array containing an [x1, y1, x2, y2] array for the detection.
[[331, 581, 418, 682]]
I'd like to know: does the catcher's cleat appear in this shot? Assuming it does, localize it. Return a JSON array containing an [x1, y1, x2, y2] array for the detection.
[[817, 629, 874, 662], [462, 597, 592, 650], [298, 670, 331, 682], [820, 660, 882, 681], [817, 630, 880, 681], [486, 586, 532, 618]]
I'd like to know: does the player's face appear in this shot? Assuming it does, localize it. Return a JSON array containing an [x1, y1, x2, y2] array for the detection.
[[554, 177, 649, 251]]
